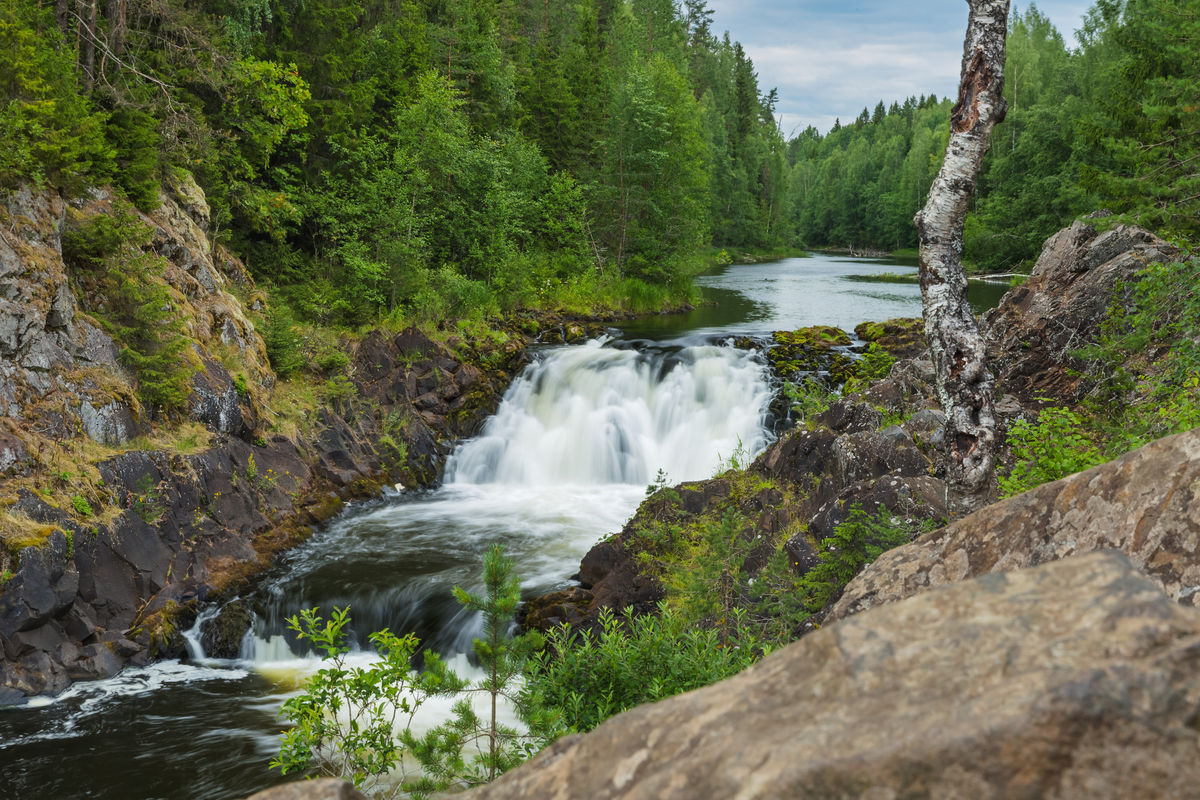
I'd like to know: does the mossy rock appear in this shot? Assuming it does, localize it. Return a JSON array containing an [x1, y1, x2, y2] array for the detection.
[[853, 318, 926, 358], [772, 326, 852, 349]]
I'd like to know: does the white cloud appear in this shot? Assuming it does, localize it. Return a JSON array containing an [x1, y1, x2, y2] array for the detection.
[[706, 0, 1094, 135]]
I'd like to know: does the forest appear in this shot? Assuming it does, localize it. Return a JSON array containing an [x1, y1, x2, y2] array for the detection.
[[2, 0, 793, 330], [3, 0, 1196, 327]]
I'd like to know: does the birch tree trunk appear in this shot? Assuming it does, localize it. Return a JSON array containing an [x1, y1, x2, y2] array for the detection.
[[914, 0, 1009, 494]]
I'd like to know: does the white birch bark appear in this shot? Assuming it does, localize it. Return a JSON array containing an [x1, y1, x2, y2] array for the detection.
[[915, 0, 1010, 494]]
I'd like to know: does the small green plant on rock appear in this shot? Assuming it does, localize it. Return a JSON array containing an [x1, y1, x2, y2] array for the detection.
[[272, 606, 460, 798], [71, 495, 93, 518], [782, 377, 834, 424]]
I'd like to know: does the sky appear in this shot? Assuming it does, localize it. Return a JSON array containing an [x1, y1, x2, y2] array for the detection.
[[706, 0, 1093, 137]]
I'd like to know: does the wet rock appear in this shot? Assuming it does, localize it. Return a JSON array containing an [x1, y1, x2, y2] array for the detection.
[[468, 552, 1200, 800], [574, 539, 665, 621], [519, 587, 593, 631], [853, 317, 926, 359], [245, 779, 367, 800], [830, 424, 1200, 623], [201, 599, 254, 658]]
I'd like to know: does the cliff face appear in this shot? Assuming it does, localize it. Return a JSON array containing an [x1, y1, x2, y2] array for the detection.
[[0, 180, 532, 703]]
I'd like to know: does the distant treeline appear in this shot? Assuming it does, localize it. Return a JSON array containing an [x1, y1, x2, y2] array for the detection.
[[789, 0, 1199, 271]]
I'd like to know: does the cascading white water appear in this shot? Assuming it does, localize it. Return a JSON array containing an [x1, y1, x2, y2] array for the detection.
[[446, 339, 773, 487]]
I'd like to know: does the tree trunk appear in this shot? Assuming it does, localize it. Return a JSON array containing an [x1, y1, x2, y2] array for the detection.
[[914, 0, 1009, 495]]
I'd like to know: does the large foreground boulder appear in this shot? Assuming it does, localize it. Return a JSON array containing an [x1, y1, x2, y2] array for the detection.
[[830, 425, 1200, 622], [469, 552, 1200, 799]]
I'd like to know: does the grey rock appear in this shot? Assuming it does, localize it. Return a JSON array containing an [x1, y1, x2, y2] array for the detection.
[[468, 553, 1200, 800], [831, 425, 1200, 622]]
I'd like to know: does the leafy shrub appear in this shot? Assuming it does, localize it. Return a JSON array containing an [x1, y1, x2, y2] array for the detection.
[[523, 604, 762, 734], [782, 377, 835, 423], [749, 504, 921, 640], [273, 546, 557, 798], [999, 406, 1104, 497], [271, 606, 457, 798], [1075, 257, 1200, 454]]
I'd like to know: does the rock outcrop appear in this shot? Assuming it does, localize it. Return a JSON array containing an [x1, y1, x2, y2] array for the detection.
[[471, 552, 1200, 800], [829, 424, 1200, 622], [982, 214, 1180, 404]]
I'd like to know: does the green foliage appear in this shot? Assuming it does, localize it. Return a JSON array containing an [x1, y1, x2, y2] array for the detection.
[[0, 4, 114, 192], [667, 510, 756, 632], [0, 569, 12, 587], [999, 407, 1105, 497], [781, 377, 835, 423], [106, 252, 195, 414], [786, 95, 952, 253], [843, 342, 895, 393], [261, 306, 305, 379], [73, 201, 195, 414], [406, 545, 561, 793], [1072, 255, 1200, 455], [741, 505, 925, 642], [274, 547, 556, 797], [524, 603, 762, 733], [271, 606, 462, 798], [70, 495, 93, 518]]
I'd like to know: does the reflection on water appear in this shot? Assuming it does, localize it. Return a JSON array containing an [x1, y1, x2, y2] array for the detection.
[[619, 251, 1006, 340]]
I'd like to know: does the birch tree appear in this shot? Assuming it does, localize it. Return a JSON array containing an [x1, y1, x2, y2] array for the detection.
[[915, 0, 1010, 493]]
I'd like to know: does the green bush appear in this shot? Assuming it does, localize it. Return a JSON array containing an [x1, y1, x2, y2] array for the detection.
[[782, 377, 835, 423], [0, 4, 114, 192], [69, 201, 195, 414], [750, 504, 921, 640], [999, 406, 1104, 497], [523, 604, 762, 734], [273, 546, 558, 798], [261, 305, 305, 379], [1075, 257, 1200, 454]]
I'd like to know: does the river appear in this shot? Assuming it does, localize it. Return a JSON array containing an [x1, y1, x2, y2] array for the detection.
[[0, 254, 1007, 799]]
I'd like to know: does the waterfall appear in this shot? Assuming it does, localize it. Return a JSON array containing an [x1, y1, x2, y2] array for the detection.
[[446, 339, 773, 487]]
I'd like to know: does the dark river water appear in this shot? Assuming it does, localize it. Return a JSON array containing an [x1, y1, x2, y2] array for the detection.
[[0, 253, 1009, 800]]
